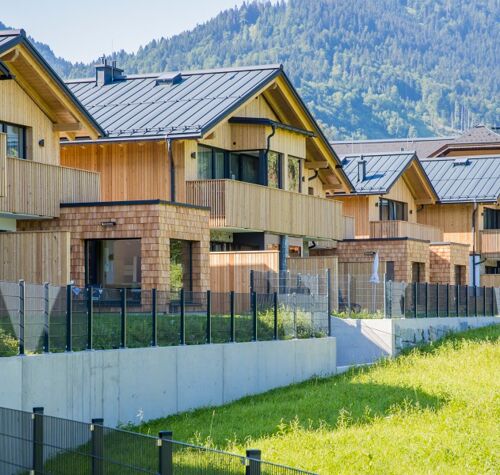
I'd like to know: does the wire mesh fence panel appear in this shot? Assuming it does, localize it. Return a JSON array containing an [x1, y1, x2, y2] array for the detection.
[[157, 291, 182, 346], [256, 293, 276, 341], [258, 459, 317, 475], [124, 289, 153, 348], [49, 285, 68, 352], [345, 275, 386, 318], [386, 281, 407, 318], [72, 287, 89, 351], [486, 287, 495, 316], [171, 441, 246, 474], [184, 291, 208, 345], [0, 281, 20, 356], [41, 414, 93, 474], [24, 283, 45, 354], [92, 288, 123, 350], [234, 293, 253, 342], [458, 285, 468, 317], [211, 292, 232, 343], [0, 406, 33, 473], [252, 270, 328, 296]]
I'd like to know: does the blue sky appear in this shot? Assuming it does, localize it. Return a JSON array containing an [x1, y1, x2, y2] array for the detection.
[[2, 0, 252, 63]]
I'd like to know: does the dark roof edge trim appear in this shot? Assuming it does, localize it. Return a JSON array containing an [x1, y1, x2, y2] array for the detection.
[[228, 116, 315, 137], [61, 199, 210, 211]]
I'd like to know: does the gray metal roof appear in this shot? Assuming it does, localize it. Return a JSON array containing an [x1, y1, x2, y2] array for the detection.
[[339, 152, 416, 194], [421, 155, 500, 203], [66, 65, 283, 139]]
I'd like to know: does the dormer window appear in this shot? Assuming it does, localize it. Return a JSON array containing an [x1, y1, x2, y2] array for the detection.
[[1, 122, 26, 159]]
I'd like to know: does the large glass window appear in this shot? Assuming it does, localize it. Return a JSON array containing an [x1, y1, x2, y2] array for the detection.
[[484, 208, 500, 230], [229, 151, 260, 184], [1, 122, 26, 159], [287, 156, 302, 193], [86, 239, 141, 288], [197, 145, 225, 179], [170, 239, 193, 291], [267, 151, 282, 188], [379, 198, 408, 221]]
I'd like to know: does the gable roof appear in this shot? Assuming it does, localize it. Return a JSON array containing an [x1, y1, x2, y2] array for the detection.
[[335, 151, 436, 201], [454, 125, 500, 144], [66, 65, 283, 140], [421, 155, 500, 203], [0, 29, 104, 138]]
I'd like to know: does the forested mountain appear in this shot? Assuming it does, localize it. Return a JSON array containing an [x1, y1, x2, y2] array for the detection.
[[2, 0, 499, 139]]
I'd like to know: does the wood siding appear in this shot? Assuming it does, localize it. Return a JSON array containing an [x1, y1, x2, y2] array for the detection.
[[0, 157, 100, 217], [0, 231, 70, 285], [61, 141, 172, 202], [481, 230, 500, 256], [367, 178, 417, 223], [480, 274, 500, 287], [343, 215, 355, 239], [186, 179, 344, 240], [0, 133, 5, 197], [370, 220, 443, 242], [0, 79, 61, 165], [210, 250, 279, 293], [336, 196, 369, 238]]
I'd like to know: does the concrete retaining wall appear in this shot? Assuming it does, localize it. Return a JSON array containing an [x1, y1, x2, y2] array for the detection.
[[332, 316, 499, 366], [0, 338, 336, 427]]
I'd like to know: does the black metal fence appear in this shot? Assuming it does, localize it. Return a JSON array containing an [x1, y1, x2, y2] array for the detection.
[[0, 406, 316, 475], [0, 281, 329, 357]]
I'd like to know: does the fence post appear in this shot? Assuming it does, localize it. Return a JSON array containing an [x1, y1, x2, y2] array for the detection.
[[158, 431, 173, 475], [435, 284, 439, 318], [456, 285, 459, 317], [91, 418, 104, 475], [120, 288, 127, 348], [252, 291, 257, 342], [273, 291, 278, 340], [43, 282, 50, 353], [206, 290, 212, 344], [18, 280, 25, 355], [66, 284, 73, 352], [483, 286, 487, 317], [413, 282, 417, 319], [266, 270, 271, 294], [87, 286, 93, 350], [383, 273, 387, 318], [446, 284, 450, 317], [347, 273, 351, 317], [424, 283, 428, 318], [491, 287, 495, 316], [246, 449, 261, 475], [32, 407, 44, 474], [474, 286, 478, 317], [152, 289, 157, 347], [465, 285, 469, 316], [230, 291, 235, 342], [326, 269, 332, 334], [250, 270, 255, 294], [180, 289, 185, 345]]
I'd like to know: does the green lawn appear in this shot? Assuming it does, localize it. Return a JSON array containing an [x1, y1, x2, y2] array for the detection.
[[130, 325, 500, 474]]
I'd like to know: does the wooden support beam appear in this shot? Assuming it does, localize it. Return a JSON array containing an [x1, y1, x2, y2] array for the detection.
[[304, 160, 329, 169], [53, 122, 82, 132]]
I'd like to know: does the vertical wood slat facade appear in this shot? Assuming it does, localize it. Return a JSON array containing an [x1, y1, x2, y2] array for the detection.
[[186, 179, 344, 240], [209, 250, 279, 293], [343, 216, 355, 239], [369, 220, 443, 242], [0, 133, 6, 197], [480, 230, 500, 255], [0, 157, 100, 217], [0, 231, 70, 285]]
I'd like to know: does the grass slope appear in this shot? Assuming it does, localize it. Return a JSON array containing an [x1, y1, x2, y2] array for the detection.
[[133, 325, 500, 474]]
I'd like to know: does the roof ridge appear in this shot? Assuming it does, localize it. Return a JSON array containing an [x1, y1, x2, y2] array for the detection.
[[343, 151, 416, 158], [0, 29, 25, 37], [421, 154, 500, 162]]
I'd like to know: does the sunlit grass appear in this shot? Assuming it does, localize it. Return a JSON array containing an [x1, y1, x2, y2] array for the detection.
[[132, 325, 500, 474]]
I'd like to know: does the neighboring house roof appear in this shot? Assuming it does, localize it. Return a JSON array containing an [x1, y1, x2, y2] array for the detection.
[[331, 136, 456, 159], [421, 155, 500, 203], [0, 29, 104, 137], [454, 125, 500, 144], [66, 65, 284, 140]]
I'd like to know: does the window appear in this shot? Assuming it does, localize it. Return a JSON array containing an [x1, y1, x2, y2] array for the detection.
[[411, 262, 424, 283], [484, 208, 500, 230], [197, 145, 225, 179], [485, 262, 500, 274], [170, 239, 193, 291], [380, 198, 408, 221], [267, 151, 282, 188], [1, 122, 26, 159], [386, 261, 395, 281], [86, 239, 141, 288], [455, 265, 466, 285], [230, 151, 260, 184], [287, 156, 302, 193]]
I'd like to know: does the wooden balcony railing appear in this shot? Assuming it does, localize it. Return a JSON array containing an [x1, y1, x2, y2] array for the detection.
[[343, 215, 355, 239], [0, 157, 100, 218], [480, 230, 500, 256], [369, 220, 443, 242], [186, 179, 344, 241]]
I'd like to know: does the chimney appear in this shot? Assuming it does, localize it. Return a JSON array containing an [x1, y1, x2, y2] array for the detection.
[[357, 156, 366, 182], [95, 56, 125, 86]]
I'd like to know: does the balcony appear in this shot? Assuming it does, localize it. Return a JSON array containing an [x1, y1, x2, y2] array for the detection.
[[0, 154, 100, 218], [369, 220, 443, 242], [186, 179, 344, 241], [480, 230, 500, 256]]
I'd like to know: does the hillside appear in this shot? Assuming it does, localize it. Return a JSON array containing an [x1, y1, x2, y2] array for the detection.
[[2, 0, 499, 139]]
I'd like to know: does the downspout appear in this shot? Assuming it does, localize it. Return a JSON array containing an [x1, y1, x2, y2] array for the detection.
[[472, 201, 478, 287], [167, 138, 175, 202]]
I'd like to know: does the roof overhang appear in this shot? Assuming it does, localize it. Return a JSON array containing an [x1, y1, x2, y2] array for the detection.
[[429, 142, 500, 157], [400, 159, 439, 205], [0, 30, 103, 139], [228, 117, 315, 137]]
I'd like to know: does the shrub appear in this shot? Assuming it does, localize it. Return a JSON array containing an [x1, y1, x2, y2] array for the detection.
[[0, 328, 18, 357]]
